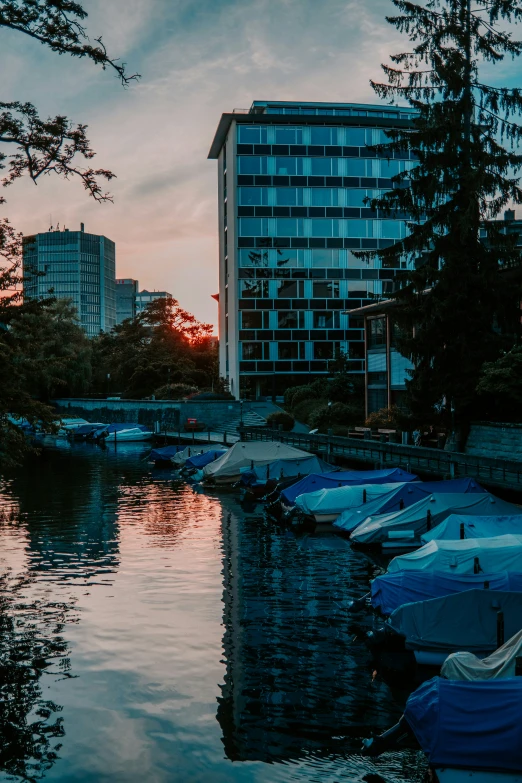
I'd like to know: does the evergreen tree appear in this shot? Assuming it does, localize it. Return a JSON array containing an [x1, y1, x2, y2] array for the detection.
[[366, 0, 522, 426]]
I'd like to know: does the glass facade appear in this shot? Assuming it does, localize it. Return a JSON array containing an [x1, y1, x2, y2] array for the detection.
[[23, 228, 116, 337], [211, 101, 417, 399]]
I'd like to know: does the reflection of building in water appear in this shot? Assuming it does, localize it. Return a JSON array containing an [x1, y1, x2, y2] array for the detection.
[[13, 446, 121, 579], [218, 502, 402, 762]]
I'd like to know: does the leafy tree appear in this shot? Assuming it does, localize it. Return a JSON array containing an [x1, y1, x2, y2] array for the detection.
[[91, 298, 217, 399], [0, 1, 137, 466], [476, 345, 522, 421], [365, 0, 522, 426]]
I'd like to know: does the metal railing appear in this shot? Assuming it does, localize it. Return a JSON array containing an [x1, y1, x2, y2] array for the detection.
[[238, 426, 522, 492]]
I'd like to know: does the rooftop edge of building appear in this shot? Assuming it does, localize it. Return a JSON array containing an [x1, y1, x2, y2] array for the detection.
[[208, 100, 417, 158]]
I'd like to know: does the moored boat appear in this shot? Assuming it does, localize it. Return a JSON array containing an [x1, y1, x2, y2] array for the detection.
[[202, 441, 312, 485]]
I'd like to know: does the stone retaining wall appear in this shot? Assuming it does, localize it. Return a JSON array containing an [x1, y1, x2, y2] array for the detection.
[[466, 422, 522, 461]]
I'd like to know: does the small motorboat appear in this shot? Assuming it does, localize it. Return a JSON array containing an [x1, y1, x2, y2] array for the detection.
[[422, 513, 522, 543], [370, 569, 522, 616], [350, 494, 521, 550], [202, 442, 312, 485], [103, 427, 153, 442], [387, 534, 522, 575], [171, 444, 226, 467], [368, 589, 522, 667], [239, 455, 334, 501], [363, 676, 522, 782], [69, 423, 107, 441]]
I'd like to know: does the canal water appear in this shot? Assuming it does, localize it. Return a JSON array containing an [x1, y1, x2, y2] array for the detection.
[[0, 443, 426, 782]]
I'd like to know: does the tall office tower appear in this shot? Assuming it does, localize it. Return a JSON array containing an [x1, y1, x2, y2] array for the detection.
[[208, 101, 417, 400], [23, 224, 116, 337], [115, 278, 139, 324], [135, 289, 172, 315]]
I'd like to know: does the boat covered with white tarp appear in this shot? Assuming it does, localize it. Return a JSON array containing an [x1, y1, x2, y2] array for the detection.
[[387, 534, 522, 574], [294, 482, 407, 523], [350, 493, 521, 547], [202, 441, 312, 484], [334, 478, 486, 533], [388, 589, 522, 662], [442, 629, 522, 681], [421, 513, 522, 543], [279, 467, 418, 507], [371, 570, 522, 616]]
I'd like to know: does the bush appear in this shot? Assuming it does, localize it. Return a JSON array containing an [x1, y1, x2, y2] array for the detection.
[[266, 411, 295, 431], [189, 391, 234, 400], [309, 401, 363, 431], [154, 383, 198, 400], [365, 405, 413, 430], [292, 398, 325, 426]]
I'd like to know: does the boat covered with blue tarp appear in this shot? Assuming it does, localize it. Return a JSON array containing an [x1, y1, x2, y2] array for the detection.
[[149, 445, 186, 464], [422, 514, 522, 543], [280, 467, 417, 507], [372, 570, 522, 616], [185, 449, 227, 469], [240, 456, 334, 487], [334, 478, 485, 533], [405, 676, 522, 773]]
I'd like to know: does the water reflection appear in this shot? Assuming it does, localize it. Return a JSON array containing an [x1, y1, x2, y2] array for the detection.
[[217, 504, 413, 765]]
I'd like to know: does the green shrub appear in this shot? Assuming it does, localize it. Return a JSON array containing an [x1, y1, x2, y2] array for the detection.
[[189, 391, 234, 400], [365, 405, 412, 430], [154, 383, 198, 400], [266, 411, 295, 431], [309, 401, 363, 431], [292, 398, 325, 426]]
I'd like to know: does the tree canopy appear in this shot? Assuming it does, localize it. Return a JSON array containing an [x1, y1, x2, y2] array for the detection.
[[365, 0, 522, 426]]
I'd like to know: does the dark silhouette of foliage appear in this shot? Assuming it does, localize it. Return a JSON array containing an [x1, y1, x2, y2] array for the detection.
[[266, 411, 295, 431], [90, 298, 218, 399], [364, 0, 522, 426], [476, 345, 522, 421]]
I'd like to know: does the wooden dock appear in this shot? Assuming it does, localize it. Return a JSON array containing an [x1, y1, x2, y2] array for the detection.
[[239, 426, 522, 493]]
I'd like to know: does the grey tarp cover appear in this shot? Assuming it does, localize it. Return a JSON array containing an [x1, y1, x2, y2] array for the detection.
[[387, 534, 522, 574], [389, 589, 522, 652], [350, 493, 521, 546], [294, 482, 406, 519], [172, 444, 226, 466], [442, 628, 522, 681], [202, 441, 311, 482], [421, 513, 522, 543]]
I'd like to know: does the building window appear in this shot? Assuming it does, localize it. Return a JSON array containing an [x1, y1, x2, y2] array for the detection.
[[313, 311, 340, 328], [278, 342, 304, 359], [278, 311, 304, 328], [275, 157, 304, 175], [368, 317, 386, 347], [239, 249, 269, 267], [238, 157, 268, 175], [242, 342, 268, 360], [239, 218, 269, 236], [274, 188, 304, 206], [238, 125, 268, 144], [241, 280, 269, 298], [349, 342, 365, 359], [368, 389, 388, 413], [310, 157, 339, 176], [276, 218, 304, 237], [312, 280, 339, 298], [274, 127, 303, 144], [277, 279, 304, 298], [310, 126, 338, 145], [239, 187, 268, 205], [311, 188, 340, 207], [311, 219, 339, 238], [314, 342, 338, 359], [348, 282, 368, 297], [274, 248, 305, 268], [242, 312, 263, 329], [310, 248, 341, 268]]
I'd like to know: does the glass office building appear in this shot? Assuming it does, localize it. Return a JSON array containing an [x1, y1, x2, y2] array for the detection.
[[135, 289, 172, 315], [115, 278, 139, 324], [23, 225, 116, 337], [208, 100, 417, 400]]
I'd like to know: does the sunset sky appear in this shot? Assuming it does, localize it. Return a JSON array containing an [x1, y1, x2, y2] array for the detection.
[[3, 0, 519, 330]]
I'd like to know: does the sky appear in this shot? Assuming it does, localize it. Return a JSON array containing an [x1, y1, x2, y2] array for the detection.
[[2, 0, 521, 330]]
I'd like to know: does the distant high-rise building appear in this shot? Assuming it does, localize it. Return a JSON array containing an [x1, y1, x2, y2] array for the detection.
[[208, 100, 418, 400], [115, 278, 139, 324], [23, 224, 116, 337], [135, 289, 172, 315]]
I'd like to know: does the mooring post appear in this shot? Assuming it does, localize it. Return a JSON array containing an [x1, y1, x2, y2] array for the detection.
[[426, 509, 432, 531], [473, 556, 480, 574], [460, 522, 465, 540], [363, 488, 367, 503], [497, 610, 505, 648]]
